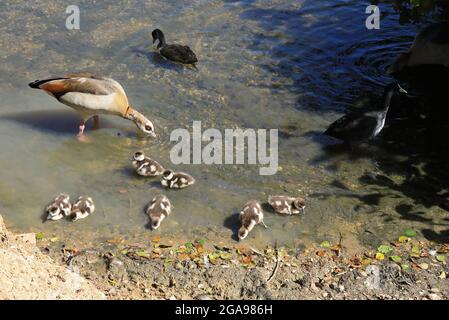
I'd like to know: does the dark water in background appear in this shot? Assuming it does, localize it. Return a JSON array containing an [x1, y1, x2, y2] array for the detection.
[[0, 0, 448, 249]]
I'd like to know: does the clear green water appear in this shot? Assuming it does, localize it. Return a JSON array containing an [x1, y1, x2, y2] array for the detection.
[[0, 0, 448, 249]]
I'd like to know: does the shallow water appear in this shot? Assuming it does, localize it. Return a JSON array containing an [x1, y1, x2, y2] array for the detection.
[[1, 0, 448, 250]]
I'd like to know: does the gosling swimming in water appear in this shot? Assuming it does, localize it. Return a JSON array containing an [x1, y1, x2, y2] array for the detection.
[[71, 196, 95, 222], [268, 195, 305, 215], [131, 151, 165, 177], [238, 200, 267, 241], [146, 194, 172, 230], [45, 193, 71, 221], [161, 169, 195, 189]]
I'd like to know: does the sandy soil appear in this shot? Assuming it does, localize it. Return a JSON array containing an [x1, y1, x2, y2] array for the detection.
[[0, 215, 104, 300]]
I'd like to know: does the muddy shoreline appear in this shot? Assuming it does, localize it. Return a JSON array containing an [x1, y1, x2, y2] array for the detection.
[[35, 225, 449, 300], [1, 213, 448, 300]]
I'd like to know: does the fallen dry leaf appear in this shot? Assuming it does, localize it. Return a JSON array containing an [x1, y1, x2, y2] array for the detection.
[[316, 250, 326, 257], [178, 253, 189, 260]]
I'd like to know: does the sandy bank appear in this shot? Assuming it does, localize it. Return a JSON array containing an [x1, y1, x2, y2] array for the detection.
[[0, 215, 104, 300]]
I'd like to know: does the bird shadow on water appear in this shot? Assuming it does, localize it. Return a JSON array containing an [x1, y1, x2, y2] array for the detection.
[[148, 181, 163, 190], [132, 48, 187, 73], [1, 109, 80, 134], [0, 109, 133, 136], [223, 211, 240, 241], [40, 210, 49, 224]]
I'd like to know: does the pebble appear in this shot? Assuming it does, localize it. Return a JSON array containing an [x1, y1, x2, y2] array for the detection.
[[195, 294, 212, 300], [322, 292, 329, 298], [428, 293, 441, 300], [365, 265, 380, 290], [110, 258, 124, 268], [107, 288, 117, 295], [430, 288, 440, 293]]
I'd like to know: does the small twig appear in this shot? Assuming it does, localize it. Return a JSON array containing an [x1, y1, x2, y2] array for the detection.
[[335, 232, 343, 256], [267, 241, 280, 284], [335, 271, 348, 277], [127, 195, 132, 218], [261, 221, 269, 229], [362, 292, 371, 300], [250, 247, 265, 256]]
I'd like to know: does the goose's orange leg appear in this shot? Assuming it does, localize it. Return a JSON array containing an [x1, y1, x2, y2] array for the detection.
[[76, 120, 87, 142], [77, 121, 86, 137]]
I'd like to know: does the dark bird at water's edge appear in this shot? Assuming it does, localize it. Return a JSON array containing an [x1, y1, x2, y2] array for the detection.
[[324, 82, 408, 143]]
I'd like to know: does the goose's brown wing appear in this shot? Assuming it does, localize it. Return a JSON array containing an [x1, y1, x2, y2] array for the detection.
[[29, 75, 114, 96]]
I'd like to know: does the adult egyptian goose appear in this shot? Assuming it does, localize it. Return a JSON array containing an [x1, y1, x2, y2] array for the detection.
[[152, 29, 198, 67], [28, 73, 156, 138], [387, 22, 449, 74]]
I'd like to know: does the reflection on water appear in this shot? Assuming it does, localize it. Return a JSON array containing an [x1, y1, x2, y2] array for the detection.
[[0, 0, 448, 250]]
